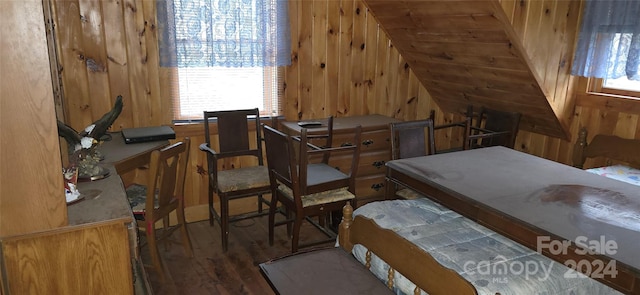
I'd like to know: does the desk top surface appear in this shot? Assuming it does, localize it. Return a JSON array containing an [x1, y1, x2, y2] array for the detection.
[[100, 132, 169, 164], [386, 146, 640, 272], [67, 132, 168, 225]]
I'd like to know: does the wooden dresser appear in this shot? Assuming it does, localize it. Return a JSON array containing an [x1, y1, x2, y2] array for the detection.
[[281, 115, 400, 205]]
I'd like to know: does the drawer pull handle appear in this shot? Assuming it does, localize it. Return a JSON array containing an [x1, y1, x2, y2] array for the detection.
[[371, 183, 384, 191], [362, 139, 374, 146], [372, 161, 385, 169], [341, 142, 353, 147]]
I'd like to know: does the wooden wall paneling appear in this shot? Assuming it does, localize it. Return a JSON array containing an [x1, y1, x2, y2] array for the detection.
[[53, 0, 93, 129], [79, 0, 112, 121], [549, 0, 581, 133], [1, 220, 133, 294], [349, 0, 367, 115], [500, 0, 516, 24], [373, 29, 390, 115], [337, 0, 354, 116], [635, 116, 640, 140], [393, 54, 410, 120], [103, 0, 134, 130], [363, 10, 380, 114], [297, 0, 313, 119], [543, 134, 562, 163], [555, 108, 580, 165], [311, 0, 327, 118], [613, 113, 638, 139], [404, 72, 421, 120], [537, 0, 562, 95], [141, 0, 168, 126], [123, 0, 152, 127], [384, 44, 400, 118], [326, 0, 341, 117], [1, 0, 68, 236], [509, 0, 528, 43], [283, 0, 300, 121], [520, 0, 544, 76]]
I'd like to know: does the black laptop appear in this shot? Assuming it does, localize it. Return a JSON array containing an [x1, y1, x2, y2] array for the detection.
[[121, 126, 176, 144]]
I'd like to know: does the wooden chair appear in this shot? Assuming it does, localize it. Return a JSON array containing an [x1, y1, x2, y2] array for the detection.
[[125, 138, 193, 281], [388, 119, 436, 200], [199, 108, 271, 252], [429, 108, 472, 153], [430, 105, 521, 151], [468, 106, 521, 149], [262, 124, 362, 253]]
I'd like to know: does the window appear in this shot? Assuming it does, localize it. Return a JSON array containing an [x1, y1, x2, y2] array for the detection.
[[157, 0, 291, 121], [588, 76, 640, 99], [571, 1, 639, 87], [173, 66, 282, 121]]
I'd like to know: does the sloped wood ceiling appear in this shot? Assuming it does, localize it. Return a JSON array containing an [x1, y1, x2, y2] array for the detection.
[[362, 0, 571, 139]]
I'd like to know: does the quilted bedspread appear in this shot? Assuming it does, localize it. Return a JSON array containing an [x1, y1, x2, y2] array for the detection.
[[347, 198, 622, 295]]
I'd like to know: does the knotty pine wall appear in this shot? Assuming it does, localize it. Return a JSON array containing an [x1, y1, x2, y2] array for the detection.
[[49, 0, 640, 221]]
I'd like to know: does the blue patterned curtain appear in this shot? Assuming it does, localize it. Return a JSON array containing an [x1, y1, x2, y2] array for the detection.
[[157, 0, 291, 67], [571, 0, 640, 81]]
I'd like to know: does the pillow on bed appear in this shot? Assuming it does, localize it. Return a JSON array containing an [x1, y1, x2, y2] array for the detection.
[[586, 164, 640, 186]]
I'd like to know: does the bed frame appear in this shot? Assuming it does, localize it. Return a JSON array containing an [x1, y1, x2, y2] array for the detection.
[[338, 203, 478, 295], [572, 127, 640, 169]]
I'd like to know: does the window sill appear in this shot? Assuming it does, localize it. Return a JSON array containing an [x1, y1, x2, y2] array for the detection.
[[576, 91, 640, 114]]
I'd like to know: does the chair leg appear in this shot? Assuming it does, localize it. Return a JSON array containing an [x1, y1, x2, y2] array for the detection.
[[220, 197, 229, 252], [268, 194, 279, 246], [146, 220, 165, 282], [162, 216, 170, 251], [257, 194, 263, 213], [291, 214, 303, 253], [176, 200, 193, 257], [208, 186, 214, 226], [286, 208, 292, 237]]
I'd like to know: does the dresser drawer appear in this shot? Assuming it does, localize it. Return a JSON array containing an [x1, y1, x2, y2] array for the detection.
[[327, 149, 388, 177], [354, 174, 387, 201], [332, 128, 391, 153]]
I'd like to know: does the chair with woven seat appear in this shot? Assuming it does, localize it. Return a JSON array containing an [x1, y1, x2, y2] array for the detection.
[[262, 123, 362, 253], [199, 108, 271, 252], [125, 138, 193, 282], [388, 119, 436, 200]]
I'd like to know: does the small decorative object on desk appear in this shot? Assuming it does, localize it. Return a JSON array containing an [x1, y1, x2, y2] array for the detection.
[[57, 95, 123, 182], [63, 166, 83, 204]]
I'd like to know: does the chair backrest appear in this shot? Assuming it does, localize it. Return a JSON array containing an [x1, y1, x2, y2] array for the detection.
[[470, 106, 521, 148], [146, 138, 190, 220], [263, 124, 297, 191], [263, 123, 362, 198], [203, 108, 263, 163], [390, 119, 436, 160]]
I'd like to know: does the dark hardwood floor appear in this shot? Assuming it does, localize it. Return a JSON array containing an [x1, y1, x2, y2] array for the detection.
[[140, 215, 336, 295]]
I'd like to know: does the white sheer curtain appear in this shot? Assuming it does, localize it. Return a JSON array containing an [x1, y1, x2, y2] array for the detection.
[[571, 0, 640, 81], [157, 0, 291, 68]]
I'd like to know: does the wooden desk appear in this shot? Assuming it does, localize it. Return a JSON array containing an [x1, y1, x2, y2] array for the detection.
[[385, 146, 640, 294], [68, 132, 168, 294], [259, 247, 392, 295]]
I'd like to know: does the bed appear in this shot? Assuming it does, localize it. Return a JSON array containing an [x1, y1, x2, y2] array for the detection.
[[335, 128, 640, 294], [338, 199, 622, 295], [573, 127, 640, 185]]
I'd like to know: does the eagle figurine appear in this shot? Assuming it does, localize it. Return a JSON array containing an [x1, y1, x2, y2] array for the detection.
[[57, 95, 123, 153]]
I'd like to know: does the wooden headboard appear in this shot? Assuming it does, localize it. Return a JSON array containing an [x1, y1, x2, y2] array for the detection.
[[338, 203, 477, 295], [572, 127, 640, 169]]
